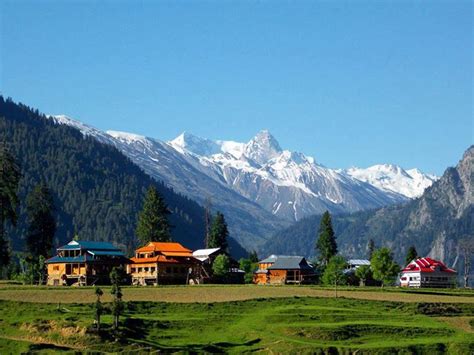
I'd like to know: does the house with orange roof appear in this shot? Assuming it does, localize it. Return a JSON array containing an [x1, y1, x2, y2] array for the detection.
[[127, 242, 200, 285]]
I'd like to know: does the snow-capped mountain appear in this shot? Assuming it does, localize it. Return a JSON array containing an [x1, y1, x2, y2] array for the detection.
[[344, 165, 438, 198], [168, 130, 418, 221], [48, 115, 437, 250]]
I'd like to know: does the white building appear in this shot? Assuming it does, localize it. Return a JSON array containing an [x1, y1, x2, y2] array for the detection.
[[400, 257, 457, 288]]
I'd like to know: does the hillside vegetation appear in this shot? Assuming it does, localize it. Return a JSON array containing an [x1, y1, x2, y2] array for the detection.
[[0, 97, 246, 256], [264, 146, 473, 269]]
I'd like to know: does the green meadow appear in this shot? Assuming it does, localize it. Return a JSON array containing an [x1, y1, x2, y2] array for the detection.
[[0, 286, 473, 353]]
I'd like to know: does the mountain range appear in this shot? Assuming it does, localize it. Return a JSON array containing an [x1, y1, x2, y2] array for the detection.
[[50, 115, 437, 251], [264, 145, 473, 270], [0, 97, 245, 257]]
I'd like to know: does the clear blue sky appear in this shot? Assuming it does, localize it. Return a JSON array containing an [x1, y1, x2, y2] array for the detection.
[[1, 1, 472, 175]]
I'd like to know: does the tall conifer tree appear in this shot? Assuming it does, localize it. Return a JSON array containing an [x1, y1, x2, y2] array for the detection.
[[208, 211, 229, 253], [316, 211, 337, 266], [25, 183, 56, 260], [0, 145, 20, 273], [136, 186, 172, 244], [405, 245, 418, 266]]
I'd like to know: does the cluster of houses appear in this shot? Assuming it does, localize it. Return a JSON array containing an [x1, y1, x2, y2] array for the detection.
[[45, 239, 457, 288]]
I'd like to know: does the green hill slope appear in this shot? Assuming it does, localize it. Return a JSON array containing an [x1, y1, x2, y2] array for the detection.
[[0, 96, 246, 257]]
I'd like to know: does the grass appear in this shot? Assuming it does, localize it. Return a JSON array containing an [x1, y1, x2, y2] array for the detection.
[[0, 284, 473, 304], [0, 286, 473, 353]]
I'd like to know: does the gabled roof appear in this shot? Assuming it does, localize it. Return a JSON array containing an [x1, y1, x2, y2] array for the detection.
[[46, 254, 93, 264], [267, 256, 313, 271], [130, 255, 196, 264], [57, 240, 120, 251], [136, 242, 192, 257], [348, 259, 370, 266], [192, 248, 220, 261], [402, 257, 456, 274]]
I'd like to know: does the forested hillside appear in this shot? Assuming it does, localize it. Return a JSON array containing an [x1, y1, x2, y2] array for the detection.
[[264, 146, 473, 269], [0, 97, 246, 256]]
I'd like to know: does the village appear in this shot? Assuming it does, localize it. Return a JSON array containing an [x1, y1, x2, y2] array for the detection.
[[45, 238, 459, 289]]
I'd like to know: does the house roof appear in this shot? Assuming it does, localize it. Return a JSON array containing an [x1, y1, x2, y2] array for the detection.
[[401, 257, 456, 274], [130, 255, 196, 264], [46, 254, 92, 264], [192, 248, 220, 261], [348, 259, 370, 266], [57, 240, 120, 251], [259, 254, 284, 264], [267, 256, 313, 271], [136, 242, 192, 256]]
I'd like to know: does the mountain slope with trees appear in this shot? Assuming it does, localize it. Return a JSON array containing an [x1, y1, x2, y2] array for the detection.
[[264, 146, 473, 271], [0, 96, 246, 257]]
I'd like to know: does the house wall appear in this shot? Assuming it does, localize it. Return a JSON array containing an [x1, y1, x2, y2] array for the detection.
[[268, 270, 287, 285], [129, 262, 195, 285], [253, 273, 268, 285], [400, 271, 457, 288], [46, 263, 87, 286]]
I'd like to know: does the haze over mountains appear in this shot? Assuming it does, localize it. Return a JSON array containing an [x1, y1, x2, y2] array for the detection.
[[50, 114, 437, 251]]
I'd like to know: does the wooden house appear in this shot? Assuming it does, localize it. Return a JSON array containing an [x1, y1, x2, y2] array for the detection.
[[46, 240, 128, 286], [128, 242, 200, 285], [253, 255, 315, 285], [400, 257, 457, 288]]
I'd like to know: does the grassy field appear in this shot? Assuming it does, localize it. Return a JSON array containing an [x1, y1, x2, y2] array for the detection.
[[0, 285, 473, 353]]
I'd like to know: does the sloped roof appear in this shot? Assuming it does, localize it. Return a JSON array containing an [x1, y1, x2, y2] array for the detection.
[[348, 259, 370, 266], [192, 248, 220, 261], [130, 255, 196, 264], [57, 240, 120, 251], [136, 242, 192, 256], [402, 257, 456, 274], [46, 254, 93, 264], [267, 256, 313, 271]]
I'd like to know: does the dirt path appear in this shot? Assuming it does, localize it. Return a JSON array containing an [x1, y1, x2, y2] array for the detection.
[[0, 286, 472, 304]]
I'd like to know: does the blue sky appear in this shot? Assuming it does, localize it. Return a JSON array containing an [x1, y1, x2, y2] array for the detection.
[[1, 1, 472, 175]]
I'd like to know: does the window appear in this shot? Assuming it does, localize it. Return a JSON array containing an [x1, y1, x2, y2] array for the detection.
[[144, 267, 149, 272], [151, 267, 156, 273], [401, 277, 406, 281], [131, 268, 136, 273], [138, 267, 142, 272], [53, 265, 59, 271]]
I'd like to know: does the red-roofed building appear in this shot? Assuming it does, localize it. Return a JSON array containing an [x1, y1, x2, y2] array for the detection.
[[400, 257, 457, 288], [127, 242, 200, 285]]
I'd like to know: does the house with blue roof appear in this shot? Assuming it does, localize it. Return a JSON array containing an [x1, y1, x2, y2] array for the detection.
[[46, 240, 128, 286]]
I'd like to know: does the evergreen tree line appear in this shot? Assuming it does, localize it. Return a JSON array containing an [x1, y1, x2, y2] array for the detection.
[[315, 211, 403, 288], [0, 96, 207, 261]]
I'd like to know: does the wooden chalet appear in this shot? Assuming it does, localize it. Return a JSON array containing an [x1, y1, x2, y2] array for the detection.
[[46, 240, 128, 286], [400, 257, 457, 288], [128, 242, 200, 285], [253, 255, 315, 285]]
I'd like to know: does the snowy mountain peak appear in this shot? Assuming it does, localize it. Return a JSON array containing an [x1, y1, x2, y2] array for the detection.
[[345, 164, 437, 198], [169, 132, 221, 156], [244, 130, 282, 165], [106, 130, 148, 144]]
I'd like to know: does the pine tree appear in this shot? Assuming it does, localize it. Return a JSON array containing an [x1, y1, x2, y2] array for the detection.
[[204, 197, 212, 248], [316, 211, 337, 266], [367, 239, 375, 260], [405, 245, 418, 266], [136, 186, 172, 244], [110, 267, 124, 330], [207, 212, 229, 252], [94, 287, 104, 331], [0, 144, 21, 275], [25, 183, 56, 261]]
